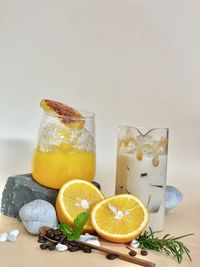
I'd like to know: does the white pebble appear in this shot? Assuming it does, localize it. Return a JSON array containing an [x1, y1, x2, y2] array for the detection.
[[19, 200, 58, 235], [56, 243, 68, 252], [130, 239, 140, 249], [165, 186, 183, 212], [0, 232, 8, 242], [79, 234, 100, 246], [8, 229, 19, 242], [79, 235, 87, 242], [86, 239, 100, 246], [85, 233, 98, 239]]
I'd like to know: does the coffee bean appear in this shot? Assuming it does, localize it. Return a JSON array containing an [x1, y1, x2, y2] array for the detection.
[[38, 239, 46, 243], [106, 253, 117, 260], [82, 246, 92, 253], [141, 250, 148, 256], [129, 250, 137, 257], [46, 230, 54, 239], [53, 229, 62, 236], [54, 235, 61, 241], [40, 243, 49, 250], [63, 240, 70, 247], [60, 235, 67, 242], [48, 243, 55, 251], [69, 246, 80, 252], [68, 241, 78, 246]]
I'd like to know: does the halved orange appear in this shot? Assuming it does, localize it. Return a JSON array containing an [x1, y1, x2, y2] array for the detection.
[[91, 194, 149, 243], [40, 99, 84, 130], [56, 179, 104, 232]]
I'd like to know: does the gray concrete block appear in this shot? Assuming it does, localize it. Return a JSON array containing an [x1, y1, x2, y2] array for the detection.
[[1, 174, 58, 218]]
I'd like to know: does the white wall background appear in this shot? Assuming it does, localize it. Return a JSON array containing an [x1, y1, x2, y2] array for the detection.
[[0, 0, 200, 198]]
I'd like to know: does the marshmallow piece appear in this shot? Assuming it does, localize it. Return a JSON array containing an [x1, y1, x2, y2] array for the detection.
[[0, 232, 8, 242], [56, 243, 68, 252], [8, 229, 19, 242]]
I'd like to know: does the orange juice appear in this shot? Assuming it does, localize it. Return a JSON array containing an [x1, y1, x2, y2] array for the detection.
[[32, 143, 95, 189], [32, 102, 96, 189]]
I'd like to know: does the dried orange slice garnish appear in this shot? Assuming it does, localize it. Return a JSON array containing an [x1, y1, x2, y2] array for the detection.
[[40, 99, 84, 130]]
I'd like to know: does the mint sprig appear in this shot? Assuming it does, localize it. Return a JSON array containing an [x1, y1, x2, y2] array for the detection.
[[59, 223, 73, 238], [59, 211, 89, 241]]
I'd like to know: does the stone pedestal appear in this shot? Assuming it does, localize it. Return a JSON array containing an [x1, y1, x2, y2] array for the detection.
[[1, 174, 58, 218]]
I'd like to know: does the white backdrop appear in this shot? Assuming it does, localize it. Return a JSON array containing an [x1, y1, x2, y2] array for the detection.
[[0, 0, 200, 198]]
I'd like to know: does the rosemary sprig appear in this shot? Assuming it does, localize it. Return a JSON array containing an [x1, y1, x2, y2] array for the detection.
[[137, 229, 193, 263]]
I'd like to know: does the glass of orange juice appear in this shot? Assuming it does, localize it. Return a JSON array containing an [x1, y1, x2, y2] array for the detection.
[[32, 107, 95, 189]]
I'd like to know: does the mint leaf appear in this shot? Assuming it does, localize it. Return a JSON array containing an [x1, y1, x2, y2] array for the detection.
[[74, 211, 89, 233], [68, 229, 81, 241], [58, 212, 89, 241], [59, 223, 73, 238]]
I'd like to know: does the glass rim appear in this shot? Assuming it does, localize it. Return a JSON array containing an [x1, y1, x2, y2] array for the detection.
[[44, 109, 95, 120], [118, 125, 169, 136]]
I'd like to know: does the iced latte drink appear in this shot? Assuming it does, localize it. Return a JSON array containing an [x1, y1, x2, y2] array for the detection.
[[116, 126, 168, 232]]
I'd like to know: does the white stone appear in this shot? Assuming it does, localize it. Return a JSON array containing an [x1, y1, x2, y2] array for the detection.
[[165, 186, 183, 212], [85, 233, 98, 239], [79, 233, 100, 246], [19, 199, 58, 235], [8, 229, 19, 242], [130, 239, 140, 249], [0, 232, 8, 242], [79, 234, 88, 242], [56, 243, 68, 252], [86, 239, 100, 246]]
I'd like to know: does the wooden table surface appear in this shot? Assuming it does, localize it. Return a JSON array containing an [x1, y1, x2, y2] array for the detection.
[[0, 176, 200, 267], [0, 178, 199, 267]]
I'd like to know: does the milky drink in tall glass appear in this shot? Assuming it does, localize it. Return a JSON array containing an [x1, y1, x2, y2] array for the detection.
[[116, 127, 168, 231]]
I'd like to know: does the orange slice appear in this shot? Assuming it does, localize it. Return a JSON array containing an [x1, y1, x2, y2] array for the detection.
[[40, 99, 84, 130], [56, 179, 104, 232], [91, 194, 149, 243]]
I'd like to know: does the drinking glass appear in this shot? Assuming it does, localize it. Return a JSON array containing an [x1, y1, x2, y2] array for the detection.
[[115, 126, 168, 231], [32, 109, 95, 189]]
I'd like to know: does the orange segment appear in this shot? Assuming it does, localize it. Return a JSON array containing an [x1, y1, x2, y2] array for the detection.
[[56, 179, 104, 232], [91, 194, 149, 243]]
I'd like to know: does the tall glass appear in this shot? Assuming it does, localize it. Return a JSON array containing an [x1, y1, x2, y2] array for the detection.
[[116, 126, 168, 231], [32, 110, 95, 189]]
